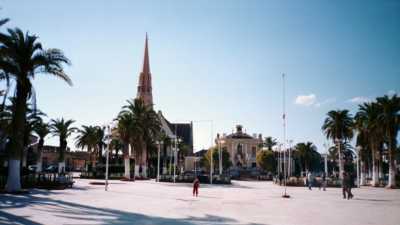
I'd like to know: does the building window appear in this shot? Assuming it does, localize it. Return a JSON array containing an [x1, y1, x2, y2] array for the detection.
[[252, 162, 257, 168]]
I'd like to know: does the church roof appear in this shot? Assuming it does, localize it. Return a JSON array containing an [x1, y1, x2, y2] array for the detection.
[[158, 111, 193, 151]]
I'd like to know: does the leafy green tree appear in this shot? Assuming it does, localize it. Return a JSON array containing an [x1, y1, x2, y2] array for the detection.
[[256, 150, 276, 173], [1, 28, 71, 192], [322, 110, 354, 179], [200, 147, 232, 172]]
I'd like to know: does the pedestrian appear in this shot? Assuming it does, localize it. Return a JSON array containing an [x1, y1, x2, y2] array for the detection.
[[321, 172, 327, 191], [193, 177, 200, 197], [347, 172, 354, 199], [342, 172, 348, 199], [307, 171, 313, 190], [139, 165, 143, 177]]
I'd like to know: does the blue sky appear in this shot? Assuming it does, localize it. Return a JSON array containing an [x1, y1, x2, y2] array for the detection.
[[1, 0, 399, 152]]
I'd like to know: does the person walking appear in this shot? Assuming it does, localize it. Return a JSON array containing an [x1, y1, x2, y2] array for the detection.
[[279, 172, 283, 186], [342, 172, 348, 199], [347, 172, 354, 199], [319, 172, 327, 191], [193, 177, 200, 197], [307, 171, 313, 190]]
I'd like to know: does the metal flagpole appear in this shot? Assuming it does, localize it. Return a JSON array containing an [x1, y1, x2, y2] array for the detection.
[[282, 73, 290, 198]]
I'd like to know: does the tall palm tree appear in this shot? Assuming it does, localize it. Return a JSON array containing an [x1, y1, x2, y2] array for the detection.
[[263, 136, 277, 151], [95, 126, 106, 162], [116, 112, 137, 179], [322, 110, 354, 179], [50, 118, 76, 173], [118, 99, 161, 177], [0, 17, 10, 111], [356, 102, 383, 186], [377, 94, 400, 188], [33, 121, 50, 172], [294, 142, 319, 173], [1, 28, 71, 192], [76, 125, 98, 171]]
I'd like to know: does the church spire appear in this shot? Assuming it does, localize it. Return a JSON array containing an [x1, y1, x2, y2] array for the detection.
[[142, 32, 150, 74], [136, 33, 153, 107]]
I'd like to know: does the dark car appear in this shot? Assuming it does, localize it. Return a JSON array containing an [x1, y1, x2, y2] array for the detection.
[[45, 165, 58, 173]]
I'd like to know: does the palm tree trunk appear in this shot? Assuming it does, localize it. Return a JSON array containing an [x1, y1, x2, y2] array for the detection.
[[58, 139, 66, 173], [360, 160, 366, 186], [371, 148, 379, 187], [6, 83, 28, 192], [142, 141, 148, 178], [123, 143, 130, 179], [36, 139, 44, 172], [338, 143, 344, 180], [387, 140, 397, 188]]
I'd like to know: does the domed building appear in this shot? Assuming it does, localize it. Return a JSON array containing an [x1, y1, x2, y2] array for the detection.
[[218, 125, 262, 171]]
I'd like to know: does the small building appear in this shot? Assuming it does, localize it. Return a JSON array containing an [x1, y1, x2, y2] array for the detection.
[[40, 145, 90, 171]]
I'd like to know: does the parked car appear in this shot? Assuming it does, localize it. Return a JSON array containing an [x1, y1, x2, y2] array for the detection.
[[28, 165, 37, 172], [45, 165, 58, 173]]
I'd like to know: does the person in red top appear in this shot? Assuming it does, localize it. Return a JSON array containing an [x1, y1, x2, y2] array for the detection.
[[193, 177, 200, 197]]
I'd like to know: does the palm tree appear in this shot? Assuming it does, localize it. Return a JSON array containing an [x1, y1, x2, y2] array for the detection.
[[50, 118, 76, 173], [116, 112, 137, 179], [294, 142, 320, 173], [322, 110, 354, 179], [376, 94, 400, 188], [0, 17, 10, 111], [118, 99, 161, 177], [95, 126, 106, 162], [76, 125, 98, 171], [33, 121, 50, 172], [1, 28, 71, 192], [110, 138, 123, 161], [263, 136, 277, 151], [355, 102, 383, 186]]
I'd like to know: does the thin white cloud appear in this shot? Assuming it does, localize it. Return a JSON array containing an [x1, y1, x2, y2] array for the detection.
[[387, 90, 397, 96], [347, 96, 370, 104], [295, 94, 317, 106], [315, 98, 336, 108]]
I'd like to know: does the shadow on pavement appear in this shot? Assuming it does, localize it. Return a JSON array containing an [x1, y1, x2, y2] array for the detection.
[[0, 190, 261, 225]]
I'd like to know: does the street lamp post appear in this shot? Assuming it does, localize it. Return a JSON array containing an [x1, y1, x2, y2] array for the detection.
[[210, 147, 213, 184], [287, 140, 293, 177], [157, 141, 163, 182], [217, 134, 224, 176], [104, 125, 112, 191], [323, 143, 329, 176], [173, 138, 179, 183]]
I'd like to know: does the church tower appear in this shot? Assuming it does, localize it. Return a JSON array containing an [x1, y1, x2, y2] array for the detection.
[[136, 33, 153, 107]]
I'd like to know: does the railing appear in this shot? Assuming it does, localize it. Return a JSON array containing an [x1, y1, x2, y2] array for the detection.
[[0, 172, 74, 189], [159, 174, 231, 184]]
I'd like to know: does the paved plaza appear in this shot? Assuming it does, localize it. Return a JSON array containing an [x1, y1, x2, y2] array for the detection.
[[0, 179, 399, 225]]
